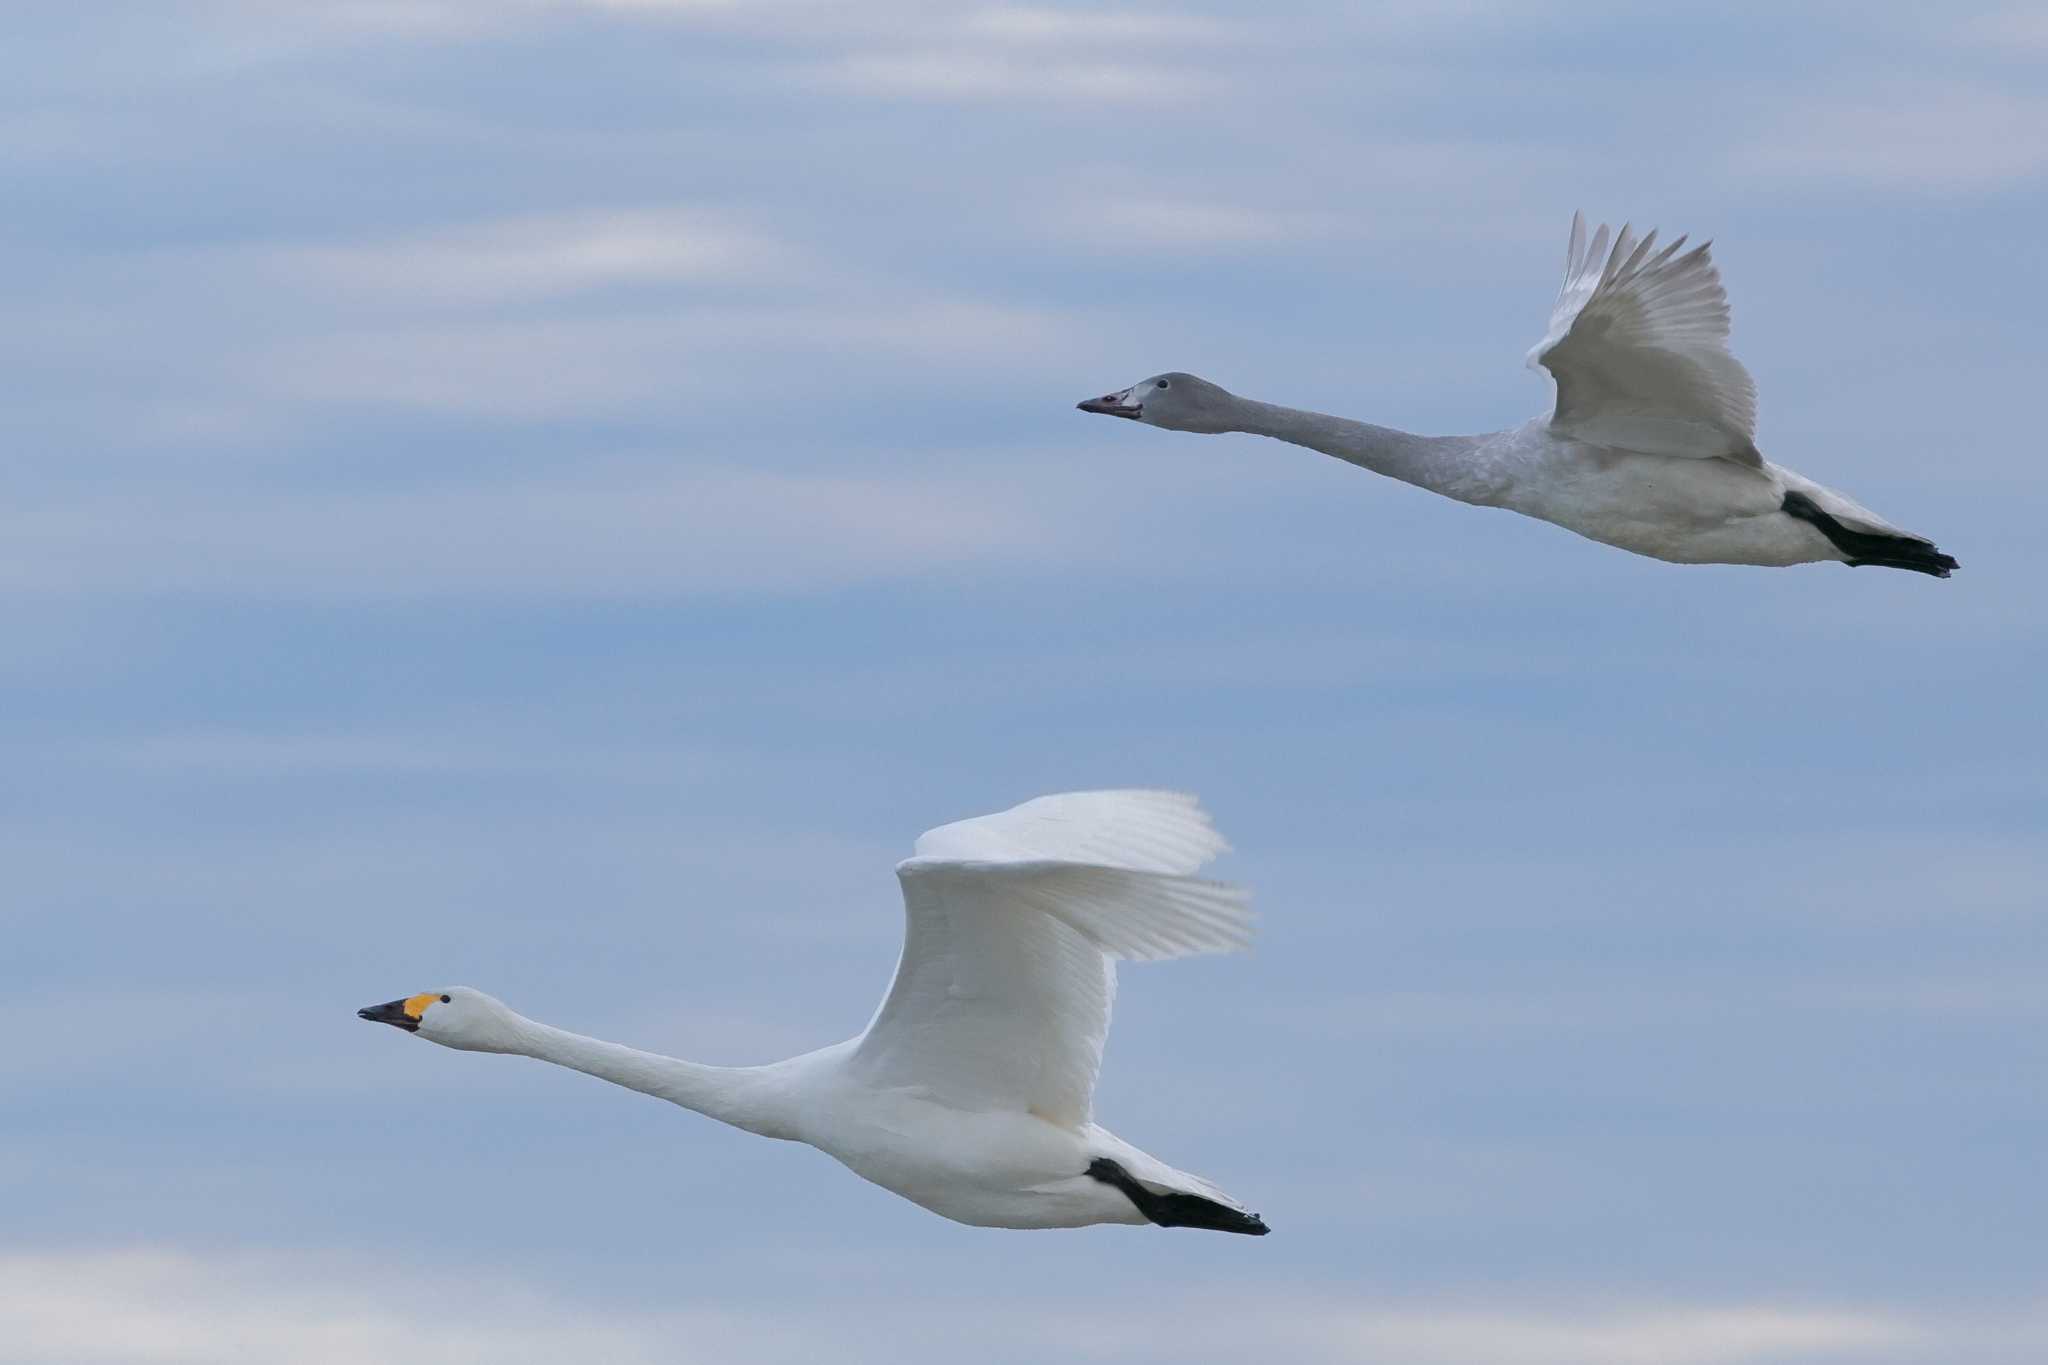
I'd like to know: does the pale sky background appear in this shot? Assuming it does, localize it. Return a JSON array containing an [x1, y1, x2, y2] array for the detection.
[[4, 2, 2046, 1362]]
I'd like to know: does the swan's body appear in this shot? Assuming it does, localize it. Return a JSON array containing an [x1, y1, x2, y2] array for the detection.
[[359, 790, 1268, 1235], [1081, 214, 1956, 576]]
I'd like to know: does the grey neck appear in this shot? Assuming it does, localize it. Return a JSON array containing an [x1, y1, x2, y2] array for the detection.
[[1227, 397, 1489, 502], [508, 1017, 796, 1140]]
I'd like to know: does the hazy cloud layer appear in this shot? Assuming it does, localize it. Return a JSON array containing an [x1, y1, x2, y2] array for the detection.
[[4, 1, 2043, 1362], [18, 1247, 2035, 1365]]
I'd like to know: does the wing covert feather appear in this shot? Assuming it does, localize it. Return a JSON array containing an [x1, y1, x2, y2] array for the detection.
[[1530, 212, 1761, 465], [850, 791, 1249, 1128]]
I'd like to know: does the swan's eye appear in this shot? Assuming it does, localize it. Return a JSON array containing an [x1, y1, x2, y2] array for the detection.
[[441, 994, 452, 1003], [1156, 379, 1170, 389]]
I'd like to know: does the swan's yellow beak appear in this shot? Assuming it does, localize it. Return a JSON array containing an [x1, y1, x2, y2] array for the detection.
[[357, 993, 438, 1033]]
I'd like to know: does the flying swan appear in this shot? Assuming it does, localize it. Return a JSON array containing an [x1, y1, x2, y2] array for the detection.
[[359, 789, 1268, 1234], [1080, 213, 1956, 576]]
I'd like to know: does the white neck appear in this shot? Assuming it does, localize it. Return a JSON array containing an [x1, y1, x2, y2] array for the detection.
[[1226, 397, 1490, 502], [502, 1015, 798, 1141]]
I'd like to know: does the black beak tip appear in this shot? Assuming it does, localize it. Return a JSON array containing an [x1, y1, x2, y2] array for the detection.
[[1076, 396, 1141, 419], [358, 999, 420, 1032]]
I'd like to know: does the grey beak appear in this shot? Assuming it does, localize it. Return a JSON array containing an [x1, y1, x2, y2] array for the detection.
[[357, 999, 420, 1032], [1077, 393, 1142, 420]]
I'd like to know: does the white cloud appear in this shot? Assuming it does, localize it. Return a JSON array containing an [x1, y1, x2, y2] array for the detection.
[[1737, 83, 2048, 191], [1, 462, 1075, 597], [250, 294, 1092, 416], [0, 107, 102, 168], [1044, 137, 1571, 259], [208, 0, 739, 40], [208, 0, 1241, 105], [0, 1249, 771, 1365], [1955, 4, 2048, 52], [1813, 969, 2048, 1018], [0, 1246, 1976, 1365], [87, 730, 675, 779], [1058, 195, 1340, 249], [1318, 1305, 1912, 1364], [576, 0, 739, 11], [960, 7, 1243, 45], [179, 202, 1099, 415], [810, 52, 1219, 104], [268, 208, 796, 306], [199, 0, 1248, 105]]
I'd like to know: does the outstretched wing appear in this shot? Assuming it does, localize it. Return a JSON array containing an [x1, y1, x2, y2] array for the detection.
[[1529, 211, 1761, 465], [849, 791, 1250, 1129]]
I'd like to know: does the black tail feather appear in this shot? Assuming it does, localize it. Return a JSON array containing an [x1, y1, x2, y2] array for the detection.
[[1087, 1157, 1269, 1236], [1783, 490, 1957, 578]]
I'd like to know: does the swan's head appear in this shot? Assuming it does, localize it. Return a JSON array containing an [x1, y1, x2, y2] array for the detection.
[[357, 985, 521, 1053], [1077, 372, 1237, 434]]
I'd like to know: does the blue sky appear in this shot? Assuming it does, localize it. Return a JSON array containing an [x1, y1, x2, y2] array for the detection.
[[4, 2, 2045, 1361]]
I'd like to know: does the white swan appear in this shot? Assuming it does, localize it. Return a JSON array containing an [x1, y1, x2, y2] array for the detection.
[[358, 790, 1268, 1235], [1081, 213, 1956, 576]]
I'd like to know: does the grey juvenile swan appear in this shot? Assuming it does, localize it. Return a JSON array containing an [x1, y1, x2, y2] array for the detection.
[[1080, 213, 1956, 577]]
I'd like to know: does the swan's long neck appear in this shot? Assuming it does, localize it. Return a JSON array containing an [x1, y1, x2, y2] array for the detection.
[[1228, 398, 1491, 502], [505, 1017, 798, 1140]]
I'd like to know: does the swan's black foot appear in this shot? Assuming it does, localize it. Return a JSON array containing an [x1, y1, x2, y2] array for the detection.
[[1086, 1157, 1269, 1236], [1783, 490, 1956, 578]]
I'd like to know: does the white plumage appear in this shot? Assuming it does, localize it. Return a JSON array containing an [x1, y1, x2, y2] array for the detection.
[[1532, 214, 1759, 464], [359, 790, 1268, 1235], [1081, 213, 1956, 576]]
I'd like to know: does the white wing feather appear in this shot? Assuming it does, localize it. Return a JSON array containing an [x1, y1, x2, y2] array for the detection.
[[851, 791, 1249, 1129], [912, 788, 1228, 874], [1529, 211, 1761, 465]]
